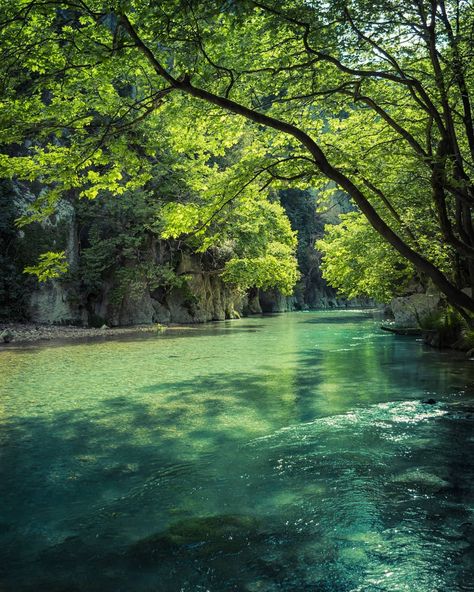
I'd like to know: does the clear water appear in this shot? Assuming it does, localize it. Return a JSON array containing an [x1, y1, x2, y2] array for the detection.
[[1, 311, 474, 592]]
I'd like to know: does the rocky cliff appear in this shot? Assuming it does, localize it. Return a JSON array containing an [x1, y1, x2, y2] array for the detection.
[[0, 182, 362, 326]]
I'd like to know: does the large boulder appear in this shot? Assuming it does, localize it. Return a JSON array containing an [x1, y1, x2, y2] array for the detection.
[[390, 292, 441, 327]]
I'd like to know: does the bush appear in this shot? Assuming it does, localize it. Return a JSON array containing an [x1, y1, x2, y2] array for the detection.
[[418, 307, 464, 345]]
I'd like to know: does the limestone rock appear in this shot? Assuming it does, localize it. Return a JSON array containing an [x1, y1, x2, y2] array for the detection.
[[158, 255, 246, 323], [259, 289, 296, 313], [116, 289, 155, 326], [245, 290, 263, 315], [390, 292, 441, 328], [391, 469, 449, 491], [29, 280, 81, 325], [151, 299, 171, 323], [1, 329, 14, 343]]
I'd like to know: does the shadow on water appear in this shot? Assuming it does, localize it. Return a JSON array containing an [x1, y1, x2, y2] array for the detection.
[[2, 313, 474, 591], [0, 384, 356, 592], [0, 356, 322, 591], [2, 390, 474, 591]]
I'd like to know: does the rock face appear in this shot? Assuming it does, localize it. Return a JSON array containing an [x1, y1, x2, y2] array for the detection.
[[85, 254, 245, 326], [154, 275, 243, 325], [2, 182, 366, 327], [29, 280, 84, 325], [27, 199, 86, 325], [3, 185, 246, 325], [159, 253, 243, 324], [111, 288, 158, 326], [390, 292, 441, 327], [29, 271, 245, 327], [259, 289, 296, 313]]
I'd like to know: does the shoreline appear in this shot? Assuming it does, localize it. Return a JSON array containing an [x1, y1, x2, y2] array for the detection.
[[0, 322, 179, 347], [0, 309, 379, 348]]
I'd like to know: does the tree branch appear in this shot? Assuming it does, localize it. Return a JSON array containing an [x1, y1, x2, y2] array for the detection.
[[113, 11, 474, 313]]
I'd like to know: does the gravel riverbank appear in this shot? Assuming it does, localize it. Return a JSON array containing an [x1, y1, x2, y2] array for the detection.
[[0, 322, 170, 346]]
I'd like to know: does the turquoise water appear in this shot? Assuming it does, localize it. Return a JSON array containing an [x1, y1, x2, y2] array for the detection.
[[1, 310, 474, 591]]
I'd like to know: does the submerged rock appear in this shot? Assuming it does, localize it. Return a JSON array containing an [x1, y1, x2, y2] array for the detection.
[[102, 462, 139, 478], [244, 579, 279, 592], [127, 514, 260, 564], [390, 469, 449, 491]]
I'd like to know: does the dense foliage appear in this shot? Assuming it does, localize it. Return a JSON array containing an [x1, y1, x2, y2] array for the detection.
[[317, 213, 413, 302], [0, 179, 69, 319], [0, 181, 32, 319], [0, 0, 474, 314]]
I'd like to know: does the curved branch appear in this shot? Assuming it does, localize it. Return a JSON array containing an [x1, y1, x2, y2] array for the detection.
[[349, 92, 428, 158], [120, 11, 474, 313], [252, 0, 447, 135]]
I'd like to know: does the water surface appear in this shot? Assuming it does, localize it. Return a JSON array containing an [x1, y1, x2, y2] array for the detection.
[[1, 311, 474, 591]]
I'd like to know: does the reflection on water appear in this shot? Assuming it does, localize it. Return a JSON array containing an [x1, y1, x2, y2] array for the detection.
[[1, 311, 474, 591]]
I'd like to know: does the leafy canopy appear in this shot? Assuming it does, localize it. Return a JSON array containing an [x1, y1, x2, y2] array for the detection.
[[1, 0, 474, 311]]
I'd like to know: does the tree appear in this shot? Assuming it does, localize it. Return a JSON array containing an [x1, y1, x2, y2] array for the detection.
[[317, 212, 415, 302], [1, 0, 474, 315]]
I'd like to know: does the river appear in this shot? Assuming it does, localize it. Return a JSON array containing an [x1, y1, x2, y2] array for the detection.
[[1, 310, 473, 591]]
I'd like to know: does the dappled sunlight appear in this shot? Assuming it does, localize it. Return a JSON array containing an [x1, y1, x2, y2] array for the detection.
[[1, 312, 474, 591]]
